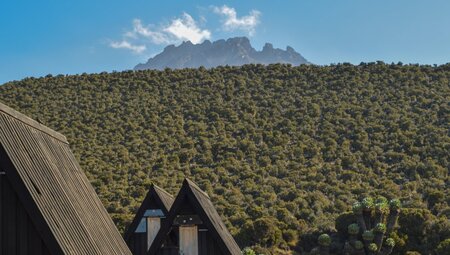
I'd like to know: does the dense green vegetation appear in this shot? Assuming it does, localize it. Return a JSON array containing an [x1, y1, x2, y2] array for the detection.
[[0, 63, 448, 254]]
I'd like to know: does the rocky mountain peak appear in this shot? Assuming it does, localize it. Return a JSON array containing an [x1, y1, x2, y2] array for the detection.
[[134, 37, 309, 70]]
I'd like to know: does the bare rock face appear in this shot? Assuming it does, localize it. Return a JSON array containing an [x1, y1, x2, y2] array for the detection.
[[134, 37, 309, 70]]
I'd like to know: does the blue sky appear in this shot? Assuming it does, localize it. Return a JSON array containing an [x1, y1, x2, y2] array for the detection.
[[1, 0, 450, 84]]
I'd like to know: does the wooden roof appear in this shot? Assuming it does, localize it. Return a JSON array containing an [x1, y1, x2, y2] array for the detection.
[[0, 102, 132, 255], [148, 178, 241, 255], [124, 184, 174, 242]]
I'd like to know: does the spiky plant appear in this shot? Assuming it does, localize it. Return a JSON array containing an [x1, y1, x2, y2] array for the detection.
[[375, 196, 388, 205], [317, 234, 331, 255], [368, 243, 378, 255], [373, 223, 386, 252], [348, 223, 360, 235], [362, 197, 374, 210], [318, 234, 331, 246], [386, 199, 401, 236], [241, 247, 256, 255], [354, 241, 364, 250], [385, 238, 395, 247], [361, 197, 374, 229], [313, 197, 401, 255], [353, 202, 363, 215], [353, 201, 366, 232], [362, 230, 375, 241], [374, 223, 386, 233], [389, 199, 401, 210]]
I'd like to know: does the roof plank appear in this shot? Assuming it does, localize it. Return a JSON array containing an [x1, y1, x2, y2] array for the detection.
[[0, 102, 132, 255]]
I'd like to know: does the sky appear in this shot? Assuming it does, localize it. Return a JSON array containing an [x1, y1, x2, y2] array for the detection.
[[1, 0, 450, 84]]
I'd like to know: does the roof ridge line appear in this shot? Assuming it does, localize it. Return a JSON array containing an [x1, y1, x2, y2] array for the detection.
[[152, 184, 174, 198], [184, 178, 210, 198], [0, 102, 68, 144]]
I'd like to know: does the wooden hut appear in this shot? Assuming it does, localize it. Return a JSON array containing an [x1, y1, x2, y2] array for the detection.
[[147, 178, 241, 255], [0, 102, 132, 255], [125, 184, 174, 255]]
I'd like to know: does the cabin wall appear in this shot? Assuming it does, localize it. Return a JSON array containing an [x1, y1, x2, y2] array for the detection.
[[199, 230, 223, 255], [128, 233, 147, 255], [154, 197, 225, 255], [0, 173, 51, 255], [156, 226, 224, 255]]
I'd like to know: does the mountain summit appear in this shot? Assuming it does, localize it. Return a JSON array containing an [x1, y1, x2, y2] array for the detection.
[[134, 37, 309, 70]]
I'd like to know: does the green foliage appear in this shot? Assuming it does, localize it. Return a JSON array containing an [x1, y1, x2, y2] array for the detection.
[[354, 241, 364, 250], [242, 217, 283, 248], [314, 197, 399, 254], [375, 202, 389, 214], [368, 243, 378, 252], [348, 223, 359, 235], [352, 202, 363, 215], [396, 209, 450, 254], [318, 234, 331, 246], [242, 247, 257, 255], [375, 196, 388, 205], [1, 63, 449, 253], [389, 199, 401, 210], [385, 238, 395, 247], [404, 252, 421, 255], [314, 195, 450, 255], [363, 230, 375, 241], [335, 212, 357, 235], [435, 238, 450, 254], [374, 223, 386, 233], [362, 197, 375, 210]]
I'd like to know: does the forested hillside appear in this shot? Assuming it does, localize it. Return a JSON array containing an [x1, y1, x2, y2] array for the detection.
[[0, 63, 449, 254]]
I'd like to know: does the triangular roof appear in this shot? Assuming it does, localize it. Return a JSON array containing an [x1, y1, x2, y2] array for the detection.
[[0, 102, 132, 255], [124, 184, 174, 242], [148, 178, 241, 255]]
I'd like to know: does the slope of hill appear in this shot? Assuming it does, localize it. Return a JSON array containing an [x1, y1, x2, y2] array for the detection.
[[134, 37, 309, 70], [0, 63, 449, 253]]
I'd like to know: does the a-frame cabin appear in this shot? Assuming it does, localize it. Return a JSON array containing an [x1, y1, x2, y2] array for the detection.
[[148, 179, 241, 255], [0, 102, 132, 255], [125, 184, 174, 255]]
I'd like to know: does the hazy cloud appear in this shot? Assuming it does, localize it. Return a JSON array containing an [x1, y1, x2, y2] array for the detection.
[[213, 5, 261, 35], [109, 40, 146, 54], [126, 19, 171, 44]]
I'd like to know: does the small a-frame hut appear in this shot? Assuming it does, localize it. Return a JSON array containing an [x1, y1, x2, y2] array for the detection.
[[124, 184, 174, 255], [147, 178, 241, 255], [0, 102, 132, 255]]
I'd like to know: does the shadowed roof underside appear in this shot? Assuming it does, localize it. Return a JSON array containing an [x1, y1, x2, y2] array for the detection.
[[0, 102, 132, 255]]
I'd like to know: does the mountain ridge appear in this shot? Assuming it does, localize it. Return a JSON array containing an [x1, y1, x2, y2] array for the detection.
[[134, 37, 309, 70]]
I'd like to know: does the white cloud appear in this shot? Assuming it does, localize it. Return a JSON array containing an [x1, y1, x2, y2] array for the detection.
[[109, 6, 261, 54], [110, 40, 146, 54], [110, 13, 211, 54], [213, 5, 261, 35], [163, 13, 211, 44], [126, 19, 172, 45]]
